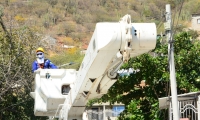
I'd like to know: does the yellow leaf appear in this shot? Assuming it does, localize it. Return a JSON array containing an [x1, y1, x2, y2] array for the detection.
[[14, 15, 25, 23]]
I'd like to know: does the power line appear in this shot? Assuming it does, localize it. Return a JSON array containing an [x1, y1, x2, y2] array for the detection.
[[173, 0, 184, 36], [170, 0, 185, 41]]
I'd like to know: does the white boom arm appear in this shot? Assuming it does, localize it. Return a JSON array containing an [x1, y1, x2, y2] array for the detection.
[[30, 14, 157, 120]]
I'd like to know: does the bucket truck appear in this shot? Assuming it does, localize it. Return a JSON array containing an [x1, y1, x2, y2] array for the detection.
[[30, 14, 157, 120]]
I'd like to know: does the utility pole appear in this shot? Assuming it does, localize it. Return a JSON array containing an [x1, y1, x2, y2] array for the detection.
[[165, 4, 180, 120]]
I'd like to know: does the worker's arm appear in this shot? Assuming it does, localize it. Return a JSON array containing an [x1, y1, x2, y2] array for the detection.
[[32, 61, 38, 73], [46, 59, 58, 69]]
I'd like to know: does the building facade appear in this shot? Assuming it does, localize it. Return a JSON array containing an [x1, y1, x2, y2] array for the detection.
[[191, 14, 200, 31], [86, 102, 125, 120]]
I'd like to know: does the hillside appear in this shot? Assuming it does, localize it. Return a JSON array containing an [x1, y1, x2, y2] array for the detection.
[[0, 0, 200, 49]]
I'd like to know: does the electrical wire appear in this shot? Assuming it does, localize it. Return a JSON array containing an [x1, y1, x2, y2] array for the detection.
[[157, 17, 166, 31], [173, 0, 184, 36], [170, 0, 184, 42]]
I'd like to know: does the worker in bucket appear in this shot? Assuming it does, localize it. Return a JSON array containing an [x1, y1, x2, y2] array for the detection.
[[32, 47, 57, 72]]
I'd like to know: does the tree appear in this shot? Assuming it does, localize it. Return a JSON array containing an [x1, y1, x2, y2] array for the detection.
[[99, 31, 200, 120], [0, 14, 46, 120], [14, 15, 26, 24], [62, 22, 76, 36], [46, 0, 58, 8]]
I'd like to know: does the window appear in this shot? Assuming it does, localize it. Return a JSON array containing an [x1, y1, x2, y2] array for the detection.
[[91, 108, 98, 120], [112, 106, 125, 117], [197, 19, 200, 24], [61, 85, 70, 95]]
